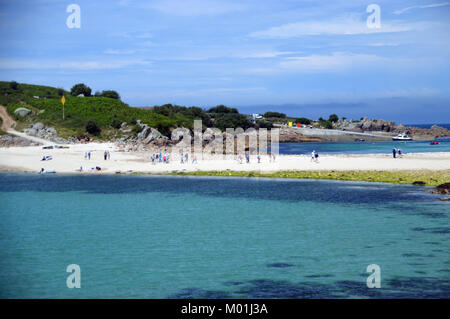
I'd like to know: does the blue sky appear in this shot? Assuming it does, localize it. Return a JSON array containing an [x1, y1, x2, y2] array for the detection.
[[0, 0, 449, 123]]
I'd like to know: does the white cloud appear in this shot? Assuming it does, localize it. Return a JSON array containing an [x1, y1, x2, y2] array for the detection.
[[104, 49, 136, 55], [367, 42, 399, 47], [0, 59, 150, 70], [249, 17, 416, 38], [146, 0, 245, 16], [278, 52, 383, 72], [394, 2, 450, 15], [246, 52, 386, 74]]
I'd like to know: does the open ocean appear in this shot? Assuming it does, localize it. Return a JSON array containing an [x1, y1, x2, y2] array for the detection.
[[0, 174, 449, 298]]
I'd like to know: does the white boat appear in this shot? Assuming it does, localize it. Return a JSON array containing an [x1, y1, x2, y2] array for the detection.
[[392, 133, 412, 141]]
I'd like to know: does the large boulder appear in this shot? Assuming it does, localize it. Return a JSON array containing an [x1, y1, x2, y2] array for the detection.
[[33, 122, 44, 130], [14, 107, 31, 117]]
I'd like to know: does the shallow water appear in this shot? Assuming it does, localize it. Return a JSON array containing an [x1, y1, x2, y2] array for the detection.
[[0, 173, 449, 298], [279, 139, 450, 155]]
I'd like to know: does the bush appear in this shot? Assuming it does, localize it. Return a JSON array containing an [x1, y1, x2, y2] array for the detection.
[[100, 90, 120, 100], [71, 83, 92, 97], [263, 111, 286, 118], [111, 118, 122, 129], [319, 120, 333, 129], [10, 81, 19, 90], [57, 88, 65, 96], [256, 119, 274, 129], [132, 124, 143, 134], [295, 117, 311, 125], [85, 119, 101, 135], [208, 105, 238, 114]]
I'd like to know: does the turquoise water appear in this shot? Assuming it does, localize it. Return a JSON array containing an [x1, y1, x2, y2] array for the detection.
[[279, 139, 450, 155], [0, 174, 449, 298]]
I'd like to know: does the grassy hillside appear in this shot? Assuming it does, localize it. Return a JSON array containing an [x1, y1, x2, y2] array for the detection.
[[0, 81, 262, 139], [0, 81, 182, 138]]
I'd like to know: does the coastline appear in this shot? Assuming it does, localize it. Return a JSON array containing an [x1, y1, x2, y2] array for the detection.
[[0, 142, 449, 185]]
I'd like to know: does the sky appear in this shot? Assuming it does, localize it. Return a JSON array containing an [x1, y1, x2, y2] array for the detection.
[[0, 0, 449, 123]]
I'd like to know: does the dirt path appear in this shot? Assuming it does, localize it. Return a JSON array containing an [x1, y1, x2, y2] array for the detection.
[[0, 105, 16, 131], [0, 105, 53, 145]]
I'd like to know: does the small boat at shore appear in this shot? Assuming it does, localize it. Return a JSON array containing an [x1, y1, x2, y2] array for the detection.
[[392, 133, 412, 141], [430, 141, 440, 145]]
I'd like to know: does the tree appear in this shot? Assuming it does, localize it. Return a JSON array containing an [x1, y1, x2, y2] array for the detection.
[[85, 119, 100, 135], [57, 88, 65, 96], [70, 83, 92, 97], [263, 111, 286, 118], [328, 114, 339, 123], [100, 90, 120, 100], [10, 81, 19, 90]]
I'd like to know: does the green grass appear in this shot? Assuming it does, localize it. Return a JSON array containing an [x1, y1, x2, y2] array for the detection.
[[0, 81, 188, 138], [163, 170, 450, 186]]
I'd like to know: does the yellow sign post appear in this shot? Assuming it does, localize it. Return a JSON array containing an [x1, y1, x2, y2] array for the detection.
[[61, 96, 66, 120]]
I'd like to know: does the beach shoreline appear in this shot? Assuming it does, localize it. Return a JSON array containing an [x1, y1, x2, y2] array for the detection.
[[1, 142, 449, 185]]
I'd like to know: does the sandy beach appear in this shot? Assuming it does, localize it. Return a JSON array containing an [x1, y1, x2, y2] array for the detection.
[[1, 142, 449, 174]]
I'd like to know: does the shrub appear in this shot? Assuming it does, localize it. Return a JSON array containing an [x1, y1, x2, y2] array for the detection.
[[111, 118, 122, 129], [132, 124, 143, 134], [295, 117, 311, 125], [85, 119, 101, 135], [208, 105, 238, 114], [100, 90, 120, 100], [256, 119, 274, 129], [263, 111, 286, 118]]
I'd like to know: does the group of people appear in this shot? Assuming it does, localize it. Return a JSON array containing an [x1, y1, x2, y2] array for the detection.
[[103, 151, 111, 160], [392, 147, 403, 158], [151, 152, 198, 164], [236, 153, 276, 164]]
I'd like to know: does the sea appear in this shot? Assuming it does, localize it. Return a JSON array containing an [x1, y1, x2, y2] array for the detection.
[[0, 173, 449, 298]]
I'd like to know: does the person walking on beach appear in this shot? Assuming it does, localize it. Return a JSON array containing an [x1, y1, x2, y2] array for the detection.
[[392, 148, 397, 158], [88, 152, 91, 160], [104, 151, 107, 160], [192, 155, 197, 164], [245, 152, 250, 163], [185, 153, 189, 163], [107, 151, 110, 160], [311, 150, 316, 162], [180, 153, 184, 164], [314, 151, 319, 163], [257, 155, 261, 163], [84, 152, 87, 159], [398, 148, 402, 158]]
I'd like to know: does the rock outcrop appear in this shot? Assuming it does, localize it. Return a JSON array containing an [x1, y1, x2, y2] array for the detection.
[[0, 134, 41, 147], [335, 118, 450, 138], [24, 123, 74, 144], [279, 128, 324, 142], [432, 183, 450, 195]]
